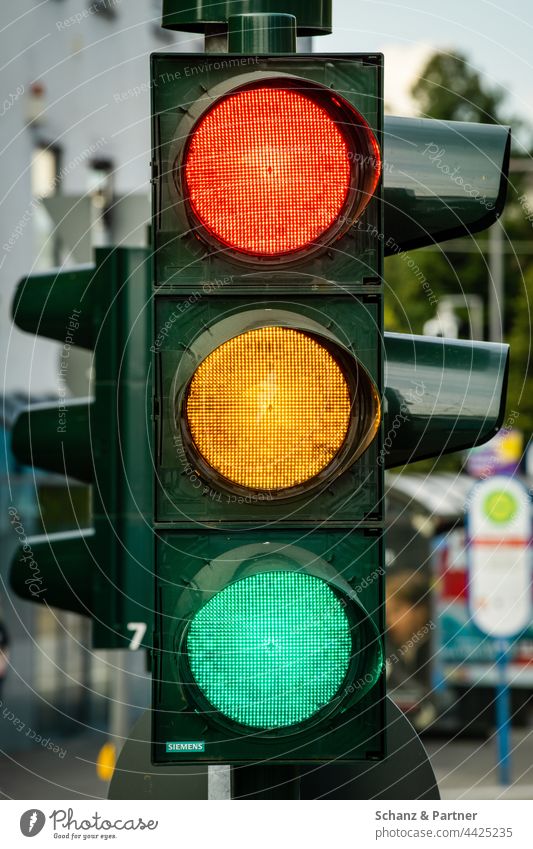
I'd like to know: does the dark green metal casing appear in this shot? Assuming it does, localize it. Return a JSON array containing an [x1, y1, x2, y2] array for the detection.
[[150, 51, 387, 765], [150, 42, 510, 767], [10, 248, 153, 649], [227, 13, 297, 53], [383, 116, 511, 253], [154, 293, 383, 525], [153, 530, 385, 765], [383, 334, 509, 468], [151, 53, 383, 293], [161, 0, 331, 35]]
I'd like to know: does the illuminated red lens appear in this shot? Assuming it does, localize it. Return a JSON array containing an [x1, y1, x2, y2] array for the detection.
[[183, 87, 364, 257]]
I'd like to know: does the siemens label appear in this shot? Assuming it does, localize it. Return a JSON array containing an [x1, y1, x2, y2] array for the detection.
[[166, 741, 205, 753]]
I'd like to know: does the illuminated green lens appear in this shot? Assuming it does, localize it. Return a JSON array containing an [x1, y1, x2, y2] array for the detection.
[[186, 571, 352, 729]]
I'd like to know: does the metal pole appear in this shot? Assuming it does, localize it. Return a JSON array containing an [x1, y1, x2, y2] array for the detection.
[[495, 638, 511, 786], [205, 23, 228, 54], [488, 222, 504, 342], [109, 650, 129, 752], [232, 764, 301, 799], [109, 700, 440, 799], [297, 36, 313, 52]]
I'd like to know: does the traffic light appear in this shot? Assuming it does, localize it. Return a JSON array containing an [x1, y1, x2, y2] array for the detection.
[[150, 9, 511, 772], [10, 247, 152, 650], [8, 1, 511, 789], [150, 43, 387, 763]]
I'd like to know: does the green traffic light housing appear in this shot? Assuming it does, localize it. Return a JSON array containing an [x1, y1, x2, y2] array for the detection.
[[149, 30, 511, 769], [9, 248, 153, 649], [153, 533, 385, 764], [161, 0, 332, 36], [151, 51, 383, 291], [383, 116, 511, 252]]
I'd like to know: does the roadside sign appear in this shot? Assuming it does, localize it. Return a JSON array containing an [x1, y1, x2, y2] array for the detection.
[[468, 476, 531, 639], [466, 429, 523, 479], [467, 475, 531, 785]]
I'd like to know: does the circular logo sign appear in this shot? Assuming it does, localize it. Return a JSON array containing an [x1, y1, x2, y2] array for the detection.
[[483, 490, 519, 524], [20, 809, 46, 837]]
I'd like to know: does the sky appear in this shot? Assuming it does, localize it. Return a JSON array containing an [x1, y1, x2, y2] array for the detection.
[[319, 0, 533, 146]]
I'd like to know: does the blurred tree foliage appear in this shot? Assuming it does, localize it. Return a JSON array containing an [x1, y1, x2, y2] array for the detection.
[[385, 51, 533, 468], [411, 52, 504, 124], [506, 264, 533, 431]]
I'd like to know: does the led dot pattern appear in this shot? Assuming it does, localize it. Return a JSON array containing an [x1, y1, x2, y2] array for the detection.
[[183, 87, 351, 256], [184, 326, 351, 491], [186, 571, 352, 729]]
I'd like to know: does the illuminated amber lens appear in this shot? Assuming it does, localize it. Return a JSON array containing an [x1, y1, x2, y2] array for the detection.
[[184, 327, 351, 491]]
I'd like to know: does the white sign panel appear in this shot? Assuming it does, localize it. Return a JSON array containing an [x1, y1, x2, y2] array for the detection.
[[468, 476, 532, 638]]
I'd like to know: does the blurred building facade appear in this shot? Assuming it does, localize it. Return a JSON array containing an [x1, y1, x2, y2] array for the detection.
[[1, 0, 200, 396], [0, 0, 201, 753]]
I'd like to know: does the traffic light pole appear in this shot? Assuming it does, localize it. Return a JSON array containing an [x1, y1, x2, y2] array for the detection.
[[232, 765, 301, 800], [489, 222, 504, 342], [109, 699, 439, 799]]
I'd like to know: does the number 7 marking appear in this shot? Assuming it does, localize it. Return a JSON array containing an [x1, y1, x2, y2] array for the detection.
[[127, 622, 147, 651]]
